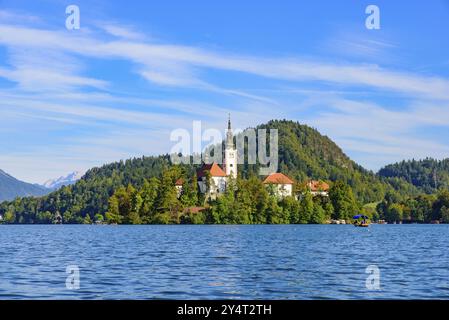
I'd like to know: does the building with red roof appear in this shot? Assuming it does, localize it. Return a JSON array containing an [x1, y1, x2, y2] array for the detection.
[[195, 116, 237, 199], [263, 172, 294, 198], [307, 180, 330, 196], [197, 162, 228, 199]]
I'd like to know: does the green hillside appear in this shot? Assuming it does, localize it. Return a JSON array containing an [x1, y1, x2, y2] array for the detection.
[[378, 158, 449, 193]]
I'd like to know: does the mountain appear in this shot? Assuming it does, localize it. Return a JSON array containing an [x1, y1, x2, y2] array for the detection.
[[0, 119, 418, 223], [0, 169, 51, 202], [43, 171, 84, 190], [246, 120, 418, 203], [378, 158, 449, 193]]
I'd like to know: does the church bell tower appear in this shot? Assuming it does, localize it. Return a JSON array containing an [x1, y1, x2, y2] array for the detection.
[[224, 114, 237, 179]]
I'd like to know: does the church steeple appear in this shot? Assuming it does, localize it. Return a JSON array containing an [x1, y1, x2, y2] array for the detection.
[[226, 114, 234, 148]]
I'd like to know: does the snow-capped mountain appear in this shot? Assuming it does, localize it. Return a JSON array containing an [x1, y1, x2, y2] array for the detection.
[[43, 171, 84, 190]]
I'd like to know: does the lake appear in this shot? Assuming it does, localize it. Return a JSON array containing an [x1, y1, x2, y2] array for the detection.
[[0, 224, 448, 299]]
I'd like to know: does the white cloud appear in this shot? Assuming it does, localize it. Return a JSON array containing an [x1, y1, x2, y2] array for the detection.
[[99, 24, 146, 40], [1, 23, 449, 100], [302, 96, 449, 170]]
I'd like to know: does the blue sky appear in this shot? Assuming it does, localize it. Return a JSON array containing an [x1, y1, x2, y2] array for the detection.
[[0, 0, 449, 183]]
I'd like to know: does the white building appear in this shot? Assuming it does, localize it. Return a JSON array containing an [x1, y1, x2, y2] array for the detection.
[[197, 162, 228, 199], [175, 178, 184, 198], [307, 180, 330, 197], [263, 173, 294, 198], [223, 115, 237, 179]]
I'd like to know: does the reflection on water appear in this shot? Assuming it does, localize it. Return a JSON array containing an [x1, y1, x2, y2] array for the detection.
[[0, 224, 448, 299]]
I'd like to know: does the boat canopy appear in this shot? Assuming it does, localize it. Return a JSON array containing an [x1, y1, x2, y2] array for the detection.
[[353, 214, 369, 219]]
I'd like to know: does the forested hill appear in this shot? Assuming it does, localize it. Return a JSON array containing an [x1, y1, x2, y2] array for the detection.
[[250, 120, 417, 202], [0, 120, 417, 223], [378, 158, 449, 193]]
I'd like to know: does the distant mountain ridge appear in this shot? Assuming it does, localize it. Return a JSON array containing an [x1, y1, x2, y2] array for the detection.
[[43, 171, 83, 190], [0, 169, 50, 202]]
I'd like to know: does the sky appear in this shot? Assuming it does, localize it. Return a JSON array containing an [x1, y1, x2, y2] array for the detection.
[[0, 0, 449, 184]]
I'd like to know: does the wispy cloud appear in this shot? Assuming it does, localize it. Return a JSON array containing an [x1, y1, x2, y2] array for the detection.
[[302, 96, 449, 170], [98, 23, 147, 40], [1, 23, 449, 100]]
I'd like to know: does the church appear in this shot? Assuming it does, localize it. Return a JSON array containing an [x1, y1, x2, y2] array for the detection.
[[197, 115, 237, 199], [195, 116, 294, 199]]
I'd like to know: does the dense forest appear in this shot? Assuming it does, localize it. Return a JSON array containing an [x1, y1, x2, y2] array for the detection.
[[0, 120, 446, 224], [376, 190, 449, 223], [378, 158, 449, 193]]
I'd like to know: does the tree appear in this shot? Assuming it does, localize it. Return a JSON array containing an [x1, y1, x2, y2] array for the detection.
[[139, 178, 160, 223], [329, 181, 359, 221], [265, 196, 283, 224], [83, 214, 93, 224], [36, 211, 53, 224], [416, 194, 436, 222], [156, 168, 181, 217], [180, 176, 198, 208], [298, 191, 313, 223], [441, 206, 449, 223], [280, 196, 300, 224], [310, 203, 326, 224], [105, 187, 126, 224], [152, 213, 171, 224], [94, 214, 104, 224], [432, 190, 449, 222], [3, 210, 15, 224], [386, 203, 403, 223]]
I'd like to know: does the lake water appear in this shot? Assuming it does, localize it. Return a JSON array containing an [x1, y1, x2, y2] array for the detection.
[[0, 224, 448, 299]]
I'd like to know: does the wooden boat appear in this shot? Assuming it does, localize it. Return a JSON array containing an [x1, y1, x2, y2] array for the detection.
[[356, 222, 370, 227], [353, 214, 370, 227]]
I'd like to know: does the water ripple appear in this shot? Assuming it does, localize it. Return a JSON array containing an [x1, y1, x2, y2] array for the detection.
[[0, 224, 449, 299]]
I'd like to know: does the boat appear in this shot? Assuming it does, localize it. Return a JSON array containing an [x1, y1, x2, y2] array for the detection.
[[353, 214, 370, 227]]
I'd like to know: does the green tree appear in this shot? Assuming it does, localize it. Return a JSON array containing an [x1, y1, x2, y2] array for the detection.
[[139, 178, 160, 223], [280, 196, 300, 224], [94, 214, 104, 224], [432, 190, 449, 221], [298, 191, 313, 223], [265, 196, 283, 224], [386, 203, 403, 223], [441, 206, 449, 223], [310, 203, 326, 224], [156, 168, 181, 217], [329, 181, 358, 221], [83, 214, 93, 224], [3, 210, 16, 224]]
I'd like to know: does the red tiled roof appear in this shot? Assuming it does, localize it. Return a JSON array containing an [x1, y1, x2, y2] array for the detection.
[[175, 178, 184, 186], [197, 162, 227, 178], [307, 180, 330, 192], [263, 173, 294, 185], [183, 206, 206, 214]]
